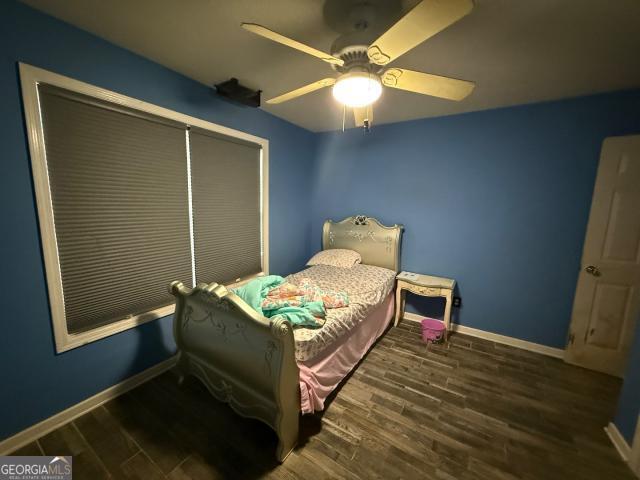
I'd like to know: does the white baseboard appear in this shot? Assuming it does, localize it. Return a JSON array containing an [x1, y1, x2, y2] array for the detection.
[[606, 422, 632, 462], [0, 356, 177, 455], [402, 312, 565, 359]]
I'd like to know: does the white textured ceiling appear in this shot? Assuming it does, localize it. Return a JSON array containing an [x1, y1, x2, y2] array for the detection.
[[21, 0, 640, 132]]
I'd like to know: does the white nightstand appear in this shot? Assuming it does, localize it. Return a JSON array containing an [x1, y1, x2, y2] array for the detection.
[[394, 272, 456, 337]]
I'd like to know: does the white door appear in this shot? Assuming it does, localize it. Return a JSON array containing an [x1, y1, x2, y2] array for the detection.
[[565, 135, 640, 377]]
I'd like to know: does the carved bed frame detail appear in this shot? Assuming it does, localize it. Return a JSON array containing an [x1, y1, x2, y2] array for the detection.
[[170, 215, 403, 462]]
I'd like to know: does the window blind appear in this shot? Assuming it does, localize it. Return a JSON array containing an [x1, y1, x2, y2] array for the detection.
[[39, 84, 193, 334], [189, 129, 263, 284]]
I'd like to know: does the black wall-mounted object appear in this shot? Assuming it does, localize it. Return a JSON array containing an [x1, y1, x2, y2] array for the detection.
[[214, 78, 261, 108]]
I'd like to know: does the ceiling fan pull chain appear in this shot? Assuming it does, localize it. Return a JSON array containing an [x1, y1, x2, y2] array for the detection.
[[342, 104, 346, 132]]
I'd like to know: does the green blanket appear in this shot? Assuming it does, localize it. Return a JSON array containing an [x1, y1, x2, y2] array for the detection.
[[232, 275, 325, 328]]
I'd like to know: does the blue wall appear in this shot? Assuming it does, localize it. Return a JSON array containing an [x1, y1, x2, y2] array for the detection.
[[0, 1, 316, 440], [615, 315, 640, 443], [312, 91, 640, 349]]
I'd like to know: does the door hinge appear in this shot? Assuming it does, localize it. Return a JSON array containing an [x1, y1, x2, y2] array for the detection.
[[568, 332, 575, 346]]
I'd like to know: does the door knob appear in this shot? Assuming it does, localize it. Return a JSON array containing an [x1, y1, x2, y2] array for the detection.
[[585, 265, 601, 277]]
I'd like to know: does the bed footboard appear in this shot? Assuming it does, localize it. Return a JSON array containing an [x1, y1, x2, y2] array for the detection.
[[170, 281, 300, 462]]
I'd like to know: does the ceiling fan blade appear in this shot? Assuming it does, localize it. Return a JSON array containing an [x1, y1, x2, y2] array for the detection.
[[266, 78, 336, 105], [353, 105, 373, 127], [241, 23, 344, 66], [381, 68, 474, 101], [368, 0, 473, 65]]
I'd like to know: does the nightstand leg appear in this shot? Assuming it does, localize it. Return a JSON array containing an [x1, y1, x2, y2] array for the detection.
[[443, 290, 453, 341], [394, 287, 404, 327]]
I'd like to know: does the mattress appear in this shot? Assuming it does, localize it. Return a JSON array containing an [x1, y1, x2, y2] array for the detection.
[[286, 263, 396, 361]]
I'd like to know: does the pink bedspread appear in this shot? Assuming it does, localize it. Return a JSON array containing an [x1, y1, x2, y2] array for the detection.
[[298, 293, 394, 413]]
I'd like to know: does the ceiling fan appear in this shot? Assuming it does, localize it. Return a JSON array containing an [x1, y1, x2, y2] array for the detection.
[[241, 0, 476, 130]]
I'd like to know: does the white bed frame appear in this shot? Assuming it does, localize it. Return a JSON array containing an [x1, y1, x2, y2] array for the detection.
[[170, 215, 403, 462]]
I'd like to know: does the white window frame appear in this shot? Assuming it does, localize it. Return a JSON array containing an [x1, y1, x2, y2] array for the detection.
[[20, 63, 269, 353]]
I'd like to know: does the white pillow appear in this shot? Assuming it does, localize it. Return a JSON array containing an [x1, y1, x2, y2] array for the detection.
[[306, 249, 362, 269]]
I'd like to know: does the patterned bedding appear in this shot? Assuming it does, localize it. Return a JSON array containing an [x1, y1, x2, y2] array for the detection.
[[286, 264, 396, 361]]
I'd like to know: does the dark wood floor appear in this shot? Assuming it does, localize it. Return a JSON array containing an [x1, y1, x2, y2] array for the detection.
[[12, 322, 636, 479]]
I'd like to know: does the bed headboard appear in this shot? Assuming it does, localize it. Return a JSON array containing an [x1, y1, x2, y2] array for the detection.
[[322, 215, 404, 272]]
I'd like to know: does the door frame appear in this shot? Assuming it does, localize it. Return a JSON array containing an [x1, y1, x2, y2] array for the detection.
[[631, 418, 640, 476]]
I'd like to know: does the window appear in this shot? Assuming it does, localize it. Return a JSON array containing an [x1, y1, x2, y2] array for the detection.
[[20, 64, 269, 352]]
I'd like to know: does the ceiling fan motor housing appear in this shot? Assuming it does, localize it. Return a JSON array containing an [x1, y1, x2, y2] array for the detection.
[[332, 45, 381, 76]]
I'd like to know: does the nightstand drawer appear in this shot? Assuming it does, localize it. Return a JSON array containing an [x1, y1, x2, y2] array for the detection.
[[424, 287, 442, 296], [403, 283, 442, 296]]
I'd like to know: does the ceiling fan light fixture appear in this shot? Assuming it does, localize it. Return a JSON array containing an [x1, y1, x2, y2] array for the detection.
[[332, 72, 382, 108]]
